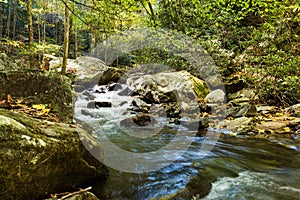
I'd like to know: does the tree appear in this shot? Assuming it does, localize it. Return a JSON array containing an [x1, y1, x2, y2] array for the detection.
[[62, 0, 70, 75], [6, 0, 11, 38], [27, 0, 33, 45], [0, 3, 3, 37], [12, 0, 17, 39]]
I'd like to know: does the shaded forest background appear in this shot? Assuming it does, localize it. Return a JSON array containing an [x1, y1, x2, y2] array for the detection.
[[0, 0, 299, 106]]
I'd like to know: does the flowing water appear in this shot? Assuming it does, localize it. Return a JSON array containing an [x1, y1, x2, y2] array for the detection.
[[74, 84, 300, 200]]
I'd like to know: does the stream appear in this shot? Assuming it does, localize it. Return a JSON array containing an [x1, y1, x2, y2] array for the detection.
[[74, 84, 300, 200]]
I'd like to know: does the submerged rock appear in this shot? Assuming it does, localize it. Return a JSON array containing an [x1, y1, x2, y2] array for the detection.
[[0, 109, 108, 200]]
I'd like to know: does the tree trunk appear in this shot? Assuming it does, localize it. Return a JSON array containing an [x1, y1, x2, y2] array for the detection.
[[178, 0, 186, 33], [12, 0, 17, 39], [0, 3, 3, 37], [42, 3, 47, 60], [74, 25, 78, 58], [27, 0, 34, 66], [6, 0, 11, 38], [62, 0, 70, 75]]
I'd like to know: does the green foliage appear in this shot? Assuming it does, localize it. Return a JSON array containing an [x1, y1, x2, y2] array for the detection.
[[156, 0, 300, 106]]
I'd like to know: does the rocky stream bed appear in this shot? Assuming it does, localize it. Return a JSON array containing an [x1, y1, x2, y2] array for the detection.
[[0, 53, 299, 199]]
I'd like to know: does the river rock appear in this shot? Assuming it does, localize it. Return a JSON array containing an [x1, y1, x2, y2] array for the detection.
[[181, 117, 209, 130], [228, 88, 257, 102], [87, 101, 112, 108], [258, 121, 287, 130], [108, 83, 123, 91], [226, 104, 257, 118], [285, 104, 300, 117], [120, 113, 155, 126], [0, 109, 107, 200], [205, 89, 226, 103], [98, 67, 126, 85], [219, 117, 254, 134], [46, 55, 111, 89], [126, 70, 208, 104], [132, 98, 149, 108]]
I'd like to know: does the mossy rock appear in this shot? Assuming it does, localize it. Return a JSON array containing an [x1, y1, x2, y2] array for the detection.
[[0, 70, 73, 123], [0, 109, 108, 200]]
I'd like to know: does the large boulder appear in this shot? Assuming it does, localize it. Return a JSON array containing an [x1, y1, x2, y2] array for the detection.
[[126, 70, 209, 104], [45, 55, 109, 86], [0, 71, 73, 123], [0, 109, 107, 200]]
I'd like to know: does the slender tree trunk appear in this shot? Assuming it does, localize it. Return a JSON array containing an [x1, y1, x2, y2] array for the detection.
[[27, 0, 34, 66], [0, 3, 3, 37], [43, 5, 46, 44], [37, 14, 41, 44], [12, 0, 17, 39], [74, 23, 78, 58], [62, 0, 70, 75], [6, 0, 11, 38], [55, 0, 59, 44], [178, 0, 186, 33], [42, 3, 47, 60], [37, 14, 41, 62]]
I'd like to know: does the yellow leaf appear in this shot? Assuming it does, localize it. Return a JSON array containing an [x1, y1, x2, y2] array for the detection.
[[283, 127, 291, 132], [42, 108, 51, 115], [32, 104, 46, 110], [229, 132, 237, 137]]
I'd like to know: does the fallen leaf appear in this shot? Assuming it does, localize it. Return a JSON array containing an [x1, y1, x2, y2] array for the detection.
[[32, 104, 46, 110]]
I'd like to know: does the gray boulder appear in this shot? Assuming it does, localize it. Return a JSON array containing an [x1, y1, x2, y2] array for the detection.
[[205, 89, 226, 103], [126, 70, 208, 104]]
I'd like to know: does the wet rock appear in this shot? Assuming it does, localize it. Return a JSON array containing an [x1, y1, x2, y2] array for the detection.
[[94, 85, 107, 93], [205, 89, 226, 103], [132, 98, 148, 108], [119, 101, 128, 106], [226, 104, 257, 118], [219, 117, 253, 134], [98, 67, 126, 85], [108, 83, 123, 91], [87, 101, 112, 108], [0, 109, 107, 200], [82, 90, 96, 100], [118, 87, 136, 96], [120, 114, 155, 127], [181, 117, 209, 130]]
